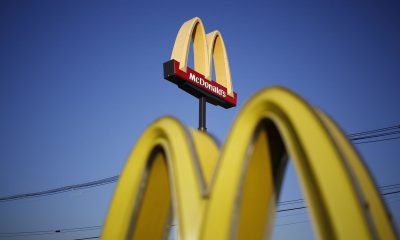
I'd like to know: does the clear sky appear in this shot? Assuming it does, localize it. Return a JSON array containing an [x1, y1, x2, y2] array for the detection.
[[0, 1, 399, 239]]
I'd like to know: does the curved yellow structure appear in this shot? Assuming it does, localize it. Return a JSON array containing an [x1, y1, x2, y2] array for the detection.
[[102, 87, 397, 240], [171, 17, 233, 97], [101, 118, 218, 239]]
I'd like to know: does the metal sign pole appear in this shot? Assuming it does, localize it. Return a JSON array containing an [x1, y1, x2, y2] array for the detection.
[[198, 96, 207, 132]]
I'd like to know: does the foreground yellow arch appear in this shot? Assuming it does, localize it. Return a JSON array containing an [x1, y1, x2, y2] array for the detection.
[[101, 117, 218, 239], [102, 87, 397, 239]]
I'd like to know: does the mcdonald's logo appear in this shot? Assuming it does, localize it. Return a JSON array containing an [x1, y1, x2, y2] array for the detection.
[[163, 17, 237, 109], [102, 86, 397, 239], [102, 18, 397, 239]]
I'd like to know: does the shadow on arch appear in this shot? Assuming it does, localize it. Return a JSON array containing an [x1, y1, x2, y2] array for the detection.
[[102, 87, 397, 240]]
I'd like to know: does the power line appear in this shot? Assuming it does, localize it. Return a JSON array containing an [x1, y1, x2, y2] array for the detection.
[[275, 187, 400, 213], [277, 206, 307, 212], [0, 176, 118, 202], [0, 225, 102, 238], [74, 237, 99, 240], [0, 169, 398, 204], [0, 124, 397, 238], [274, 185, 400, 228], [347, 124, 400, 137], [1, 187, 398, 238], [382, 190, 400, 196], [350, 130, 400, 141], [277, 184, 400, 207], [353, 136, 400, 144], [348, 124, 400, 143], [278, 198, 304, 206], [277, 211, 308, 218], [275, 220, 309, 227], [380, 183, 400, 190], [0, 124, 398, 203]]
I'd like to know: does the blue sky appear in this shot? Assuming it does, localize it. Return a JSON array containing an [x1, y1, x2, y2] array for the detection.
[[0, 1, 399, 239]]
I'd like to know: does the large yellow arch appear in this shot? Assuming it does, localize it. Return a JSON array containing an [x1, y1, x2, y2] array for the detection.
[[101, 117, 219, 239], [102, 87, 397, 240], [201, 87, 395, 239]]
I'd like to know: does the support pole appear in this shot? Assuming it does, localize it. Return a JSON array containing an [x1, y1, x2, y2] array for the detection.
[[198, 96, 207, 132]]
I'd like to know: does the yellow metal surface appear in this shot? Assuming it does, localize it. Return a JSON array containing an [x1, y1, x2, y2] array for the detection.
[[317, 110, 398, 239], [101, 117, 218, 239], [130, 151, 171, 240], [171, 17, 208, 75], [190, 130, 219, 185], [234, 130, 275, 239], [206, 31, 232, 96], [102, 87, 397, 240], [170, 17, 234, 96], [202, 87, 373, 239]]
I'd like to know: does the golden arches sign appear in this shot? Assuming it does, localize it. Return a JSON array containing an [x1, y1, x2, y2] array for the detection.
[[164, 17, 237, 109], [102, 87, 397, 239], [102, 18, 397, 239], [171, 17, 233, 96]]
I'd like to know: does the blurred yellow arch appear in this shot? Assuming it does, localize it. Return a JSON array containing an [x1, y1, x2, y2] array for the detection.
[[102, 87, 397, 239], [171, 17, 233, 96]]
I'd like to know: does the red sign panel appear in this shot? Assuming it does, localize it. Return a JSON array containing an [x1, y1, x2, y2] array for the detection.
[[163, 60, 237, 109]]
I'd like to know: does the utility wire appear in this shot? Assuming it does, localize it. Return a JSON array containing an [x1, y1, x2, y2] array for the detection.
[[382, 190, 400, 196], [0, 124, 398, 238], [380, 183, 400, 189], [347, 124, 400, 137], [353, 136, 400, 144], [275, 220, 309, 227], [1, 188, 399, 238], [277, 206, 307, 212], [348, 124, 400, 143], [74, 237, 99, 240], [275, 187, 400, 228], [349, 130, 400, 141], [277, 184, 400, 207], [278, 211, 308, 218], [276, 187, 400, 213], [0, 176, 118, 202], [0, 226, 101, 237], [1, 176, 397, 203], [278, 198, 304, 206], [0, 124, 399, 202]]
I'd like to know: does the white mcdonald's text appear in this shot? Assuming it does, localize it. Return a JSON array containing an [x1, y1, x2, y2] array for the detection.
[[189, 72, 227, 98]]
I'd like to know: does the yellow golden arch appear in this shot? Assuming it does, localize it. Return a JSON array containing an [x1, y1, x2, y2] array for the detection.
[[171, 17, 233, 97], [102, 87, 397, 239]]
